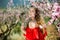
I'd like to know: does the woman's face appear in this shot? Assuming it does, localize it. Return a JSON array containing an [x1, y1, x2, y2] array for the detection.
[[29, 8, 35, 18]]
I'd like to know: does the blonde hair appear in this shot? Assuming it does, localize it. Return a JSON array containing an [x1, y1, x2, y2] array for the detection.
[[37, 15, 45, 26]]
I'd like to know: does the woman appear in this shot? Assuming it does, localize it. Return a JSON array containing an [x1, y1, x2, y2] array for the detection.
[[21, 6, 47, 40]]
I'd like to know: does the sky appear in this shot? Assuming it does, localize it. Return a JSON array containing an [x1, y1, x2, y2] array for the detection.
[[0, 0, 26, 8], [0, 0, 56, 8], [0, 0, 9, 8], [0, 0, 43, 8]]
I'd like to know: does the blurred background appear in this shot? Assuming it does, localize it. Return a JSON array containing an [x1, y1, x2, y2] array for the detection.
[[0, 0, 60, 40]]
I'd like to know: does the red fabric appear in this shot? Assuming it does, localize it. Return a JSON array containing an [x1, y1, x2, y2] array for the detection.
[[39, 28, 47, 40], [24, 27, 47, 40]]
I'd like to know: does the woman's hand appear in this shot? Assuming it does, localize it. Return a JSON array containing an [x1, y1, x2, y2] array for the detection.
[[43, 24, 47, 28]]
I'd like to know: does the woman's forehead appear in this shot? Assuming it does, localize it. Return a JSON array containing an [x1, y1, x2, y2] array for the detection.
[[29, 7, 35, 10]]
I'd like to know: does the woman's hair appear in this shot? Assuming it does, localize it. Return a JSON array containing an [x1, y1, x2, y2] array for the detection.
[[30, 6, 45, 25], [29, 6, 40, 23], [34, 7, 40, 22], [29, 6, 40, 22], [26, 6, 40, 27]]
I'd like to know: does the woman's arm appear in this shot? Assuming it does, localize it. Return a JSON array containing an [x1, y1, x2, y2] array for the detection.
[[21, 23, 26, 34]]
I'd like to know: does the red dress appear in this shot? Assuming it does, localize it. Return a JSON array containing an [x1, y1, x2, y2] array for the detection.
[[24, 27, 47, 40], [39, 28, 47, 40]]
